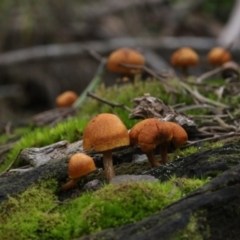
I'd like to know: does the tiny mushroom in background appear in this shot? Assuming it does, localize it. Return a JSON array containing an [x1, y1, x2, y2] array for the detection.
[[107, 47, 145, 76], [221, 61, 239, 80], [129, 119, 188, 166], [171, 47, 199, 77], [61, 153, 96, 190], [56, 91, 78, 108], [83, 113, 130, 181], [207, 47, 232, 66]]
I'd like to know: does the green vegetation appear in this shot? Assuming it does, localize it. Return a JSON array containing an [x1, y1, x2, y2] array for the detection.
[[178, 141, 224, 158], [0, 77, 232, 173], [172, 210, 210, 240], [0, 118, 89, 172], [0, 177, 209, 240]]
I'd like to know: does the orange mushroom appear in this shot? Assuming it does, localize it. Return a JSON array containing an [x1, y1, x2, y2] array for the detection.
[[171, 47, 199, 77], [56, 91, 78, 108], [107, 47, 145, 75], [61, 153, 96, 190], [129, 118, 172, 166], [164, 121, 188, 148], [82, 113, 130, 181], [207, 47, 231, 66], [129, 119, 188, 166]]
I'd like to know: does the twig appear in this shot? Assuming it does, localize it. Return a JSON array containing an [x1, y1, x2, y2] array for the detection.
[[196, 67, 223, 83], [86, 92, 132, 112], [176, 104, 216, 112], [213, 116, 237, 131], [185, 132, 240, 147], [119, 63, 177, 93], [88, 50, 105, 62], [179, 81, 229, 109]]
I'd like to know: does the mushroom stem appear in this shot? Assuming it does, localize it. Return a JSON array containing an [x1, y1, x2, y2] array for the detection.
[[102, 150, 115, 180], [182, 66, 189, 78], [146, 151, 161, 167], [61, 178, 79, 191], [160, 144, 169, 164]]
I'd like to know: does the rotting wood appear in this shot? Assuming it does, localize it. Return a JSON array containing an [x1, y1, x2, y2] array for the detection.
[[1, 141, 240, 205], [78, 163, 240, 240]]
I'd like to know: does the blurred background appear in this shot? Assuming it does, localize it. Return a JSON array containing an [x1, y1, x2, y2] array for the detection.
[[0, 0, 238, 121]]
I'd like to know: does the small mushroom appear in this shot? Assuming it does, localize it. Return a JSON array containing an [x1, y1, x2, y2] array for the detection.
[[221, 61, 239, 80], [207, 47, 231, 66], [83, 113, 130, 181], [171, 47, 199, 77], [129, 118, 172, 166], [61, 153, 96, 190], [56, 91, 78, 107], [107, 47, 145, 75]]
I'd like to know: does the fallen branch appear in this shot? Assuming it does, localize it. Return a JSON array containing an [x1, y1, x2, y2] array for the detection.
[[87, 92, 132, 112]]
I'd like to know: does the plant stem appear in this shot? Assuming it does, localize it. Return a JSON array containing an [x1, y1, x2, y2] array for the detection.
[[73, 59, 106, 109]]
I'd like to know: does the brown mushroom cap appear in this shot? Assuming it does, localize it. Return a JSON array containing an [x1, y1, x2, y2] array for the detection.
[[129, 118, 172, 152], [68, 153, 96, 179], [107, 47, 145, 75], [83, 113, 130, 152], [164, 122, 188, 148], [171, 47, 199, 67], [221, 61, 239, 79], [207, 47, 231, 66], [56, 91, 78, 107]]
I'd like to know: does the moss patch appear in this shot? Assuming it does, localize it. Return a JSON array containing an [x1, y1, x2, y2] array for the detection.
[[0, 177, 209, 240], [0, 117, 89, 172], [172, 211, 210, 240]]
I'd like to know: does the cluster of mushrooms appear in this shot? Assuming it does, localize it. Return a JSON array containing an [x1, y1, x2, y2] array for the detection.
[[56, 46, 238, 108], [62, 113, 188, 190], [60, 46, 238, 190]]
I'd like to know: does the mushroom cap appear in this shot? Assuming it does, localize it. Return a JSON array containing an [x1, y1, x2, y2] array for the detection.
[[207, 47, 231, 66], [164, 122, 188, 148], [221, 61, 239, 79], [83, 113, 130, 152], [129, 118, 173, 152], [171, 47, 199, 67], [56, 91, 78, 107], [68, 153, 96, 179], [107, 47, 145, 75]]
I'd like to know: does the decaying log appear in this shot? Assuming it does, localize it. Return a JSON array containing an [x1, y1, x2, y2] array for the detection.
[[79, 163, 240, 240], [1, 141, 240, 205]]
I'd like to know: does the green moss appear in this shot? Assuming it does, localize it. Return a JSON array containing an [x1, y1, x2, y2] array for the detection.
[[172, 211, 210, 240], [0, 179, 60, 240], [171, 177, 209, 196], [0, 177, 209, 240], [0, 117, 89, 172], [170, 142, 224, 162], [80, 79, 190, 129]]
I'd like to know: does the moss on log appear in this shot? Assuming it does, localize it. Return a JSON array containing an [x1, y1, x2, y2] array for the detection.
[[0, 141, 240, 239], [78, 163, 240, 240]]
